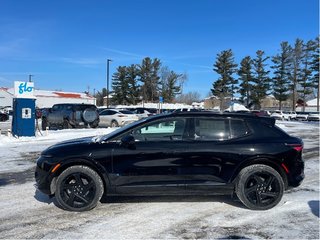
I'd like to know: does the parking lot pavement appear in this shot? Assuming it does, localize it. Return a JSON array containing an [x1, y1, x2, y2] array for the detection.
[[0, 121, 318, 239]]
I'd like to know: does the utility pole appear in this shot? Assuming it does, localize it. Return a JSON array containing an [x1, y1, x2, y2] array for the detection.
[[106, 59, 112, 108]]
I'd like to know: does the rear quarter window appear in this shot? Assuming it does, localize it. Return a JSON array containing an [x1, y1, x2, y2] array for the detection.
[[230, 119, 250, 138], [247, 119, 288, 138], [195, 118, 230, 141]]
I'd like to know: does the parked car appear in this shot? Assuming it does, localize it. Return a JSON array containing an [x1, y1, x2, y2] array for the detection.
[[0, 112, 9, 122], [35, 112, 304, 211], [283, 111, 297, 120], [296, 112, 310, 121], [270, 110, 285, 120], [41, 103, 99, 130], [173, 108, 201, 113], [99, 109, 139, 128], [307, 112, 320, 121], [251, 110, 270, 117], [132, 107, 155, 119]]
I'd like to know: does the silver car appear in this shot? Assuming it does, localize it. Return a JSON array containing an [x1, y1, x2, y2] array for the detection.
[[99, 109, 139, 128], [307, 112, 320, 121]]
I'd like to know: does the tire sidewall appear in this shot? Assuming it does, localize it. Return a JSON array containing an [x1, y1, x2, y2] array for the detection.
[[55, 165, 104, 211], [111, 120, 118, 128], [236, 164, 284, 210]]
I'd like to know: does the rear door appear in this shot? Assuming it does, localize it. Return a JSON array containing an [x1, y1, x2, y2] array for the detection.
[[184, 117, 251, 193]]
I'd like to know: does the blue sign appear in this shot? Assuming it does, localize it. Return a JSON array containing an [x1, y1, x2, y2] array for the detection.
[[159, 96, 163, 103]]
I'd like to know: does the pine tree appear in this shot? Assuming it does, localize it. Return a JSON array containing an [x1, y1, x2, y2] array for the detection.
[[298, 40, 316, 111], [252, 50, 270, 109], [290, 39, 304, 111], [139, 57, 161, 102], [211, 49, 238, 110], [311, 37, 319, 111], [112, 66, 128, 105], [272, 42, 292, 110], [126, 64, 140, 105], [238, 56, 253, 107]]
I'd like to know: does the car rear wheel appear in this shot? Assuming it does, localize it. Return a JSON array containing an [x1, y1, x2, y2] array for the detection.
[[55, 165, 104, 211], [63, 119, 72, 129], [41, 118, 48, 130], [111, 120, 119, 128], [235, 164, 284, 210]]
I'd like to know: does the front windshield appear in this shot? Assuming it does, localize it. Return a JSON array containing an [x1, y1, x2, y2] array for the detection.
[[96, 113, 171, 142], [96, 117, 148, 142]]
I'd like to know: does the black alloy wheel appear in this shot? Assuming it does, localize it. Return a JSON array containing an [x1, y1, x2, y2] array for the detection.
[[236, 164, 284, 210], [55, 166, 104, 211]]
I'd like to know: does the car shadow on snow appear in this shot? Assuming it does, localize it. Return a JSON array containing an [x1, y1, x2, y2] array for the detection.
[[33, 191, 247, 210], [34, 189, 55, 205], [308, 200, 319, 218], [101, 194, 247, 209]]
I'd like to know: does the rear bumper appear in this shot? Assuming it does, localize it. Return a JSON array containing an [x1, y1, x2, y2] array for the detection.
[[287, 160, 305, 187]]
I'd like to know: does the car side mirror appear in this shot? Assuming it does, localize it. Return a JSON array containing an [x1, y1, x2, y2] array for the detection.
[[121, 135, 136, 149]]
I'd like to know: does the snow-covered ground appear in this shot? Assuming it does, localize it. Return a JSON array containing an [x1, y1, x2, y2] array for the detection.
[[0, 120, 319, 239]]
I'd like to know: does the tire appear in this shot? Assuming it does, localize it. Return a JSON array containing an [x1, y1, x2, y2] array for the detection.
[[111, 120, 119, 128], [82, 108, 98, 124], [63, 119, 72, 129], [90, 120, 99, 128], [235, 164, 284, 210], [42, 118, 48, 130], [55, 165, 104, 211]]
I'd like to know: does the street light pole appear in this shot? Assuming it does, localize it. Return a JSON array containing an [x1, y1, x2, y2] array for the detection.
[[28, 74, 34, 82], [106, 59, 112, 108]]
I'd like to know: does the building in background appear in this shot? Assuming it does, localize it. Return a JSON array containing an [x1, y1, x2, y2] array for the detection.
[[0, 87, 96, 108]]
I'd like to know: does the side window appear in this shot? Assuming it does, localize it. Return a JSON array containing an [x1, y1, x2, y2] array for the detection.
[[101, 110, 113, 116], [230, 119, 249, 138], [66, 105, 73, 110], [195, 118, 229, 141], [52, 105, 59, 111], [132, 118, 186, 141]]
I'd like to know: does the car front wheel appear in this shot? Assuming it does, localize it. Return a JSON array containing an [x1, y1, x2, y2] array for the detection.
[[55, 165, 104, 211], [235, 164, 284, 210]]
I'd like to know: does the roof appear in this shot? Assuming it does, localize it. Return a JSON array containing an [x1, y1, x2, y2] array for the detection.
[[1, 87, 94, 99], [306, 98, 319, 106]]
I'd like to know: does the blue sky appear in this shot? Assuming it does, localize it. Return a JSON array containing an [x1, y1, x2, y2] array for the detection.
[[0, 0, 318, 98]]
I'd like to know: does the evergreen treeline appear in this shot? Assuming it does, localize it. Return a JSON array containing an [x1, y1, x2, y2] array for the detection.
[[107, 57, 187, 105], [94, 37, 318, 109], [211, 37, 319, 110]]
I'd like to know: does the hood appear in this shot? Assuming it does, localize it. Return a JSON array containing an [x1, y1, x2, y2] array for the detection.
[[42, 136, 96, 157]]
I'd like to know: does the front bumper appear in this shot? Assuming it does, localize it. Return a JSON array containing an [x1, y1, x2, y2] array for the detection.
[[35, 165, 52, 195]]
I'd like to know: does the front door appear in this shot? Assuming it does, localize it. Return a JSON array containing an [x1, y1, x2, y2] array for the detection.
[[111, 117, 192, 194]]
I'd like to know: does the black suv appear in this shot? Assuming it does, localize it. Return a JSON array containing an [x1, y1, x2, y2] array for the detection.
[[41, 103, 99, 130], [35, 112, 304, 211]]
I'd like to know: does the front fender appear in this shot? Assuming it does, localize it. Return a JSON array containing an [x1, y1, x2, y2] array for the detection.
[[51, 157, 111, 194]]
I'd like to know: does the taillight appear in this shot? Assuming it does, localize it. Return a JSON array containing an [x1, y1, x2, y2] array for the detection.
[[286, 143, 303, 152]]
